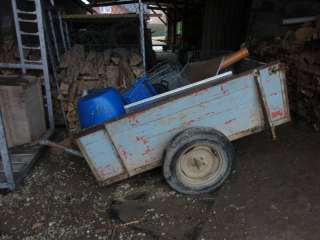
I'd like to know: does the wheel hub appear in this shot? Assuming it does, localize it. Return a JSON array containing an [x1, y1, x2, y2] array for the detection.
[[177, 145, 223, 188]]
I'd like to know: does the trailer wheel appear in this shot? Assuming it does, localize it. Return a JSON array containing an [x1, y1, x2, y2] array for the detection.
[[163, 128, 234, 195]]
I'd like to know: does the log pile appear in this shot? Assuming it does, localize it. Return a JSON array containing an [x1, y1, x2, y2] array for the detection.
[[0, 37, 42, 75], [56, 44, 144, 131], [0, 38, 22, 75], [253, 24, 320, 130], [0, 38, 17, 64]]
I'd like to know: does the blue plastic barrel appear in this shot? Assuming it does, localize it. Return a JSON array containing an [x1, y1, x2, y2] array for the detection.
[[122, 76, 157, 104], [78, 88, 125, 129]]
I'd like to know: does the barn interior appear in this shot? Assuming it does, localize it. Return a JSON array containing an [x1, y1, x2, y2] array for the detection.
[[1, 0, 320, 239]]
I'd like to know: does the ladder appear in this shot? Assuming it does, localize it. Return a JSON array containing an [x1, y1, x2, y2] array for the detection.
[[0, 0, 56, 191], [11, 0, 55, 130]]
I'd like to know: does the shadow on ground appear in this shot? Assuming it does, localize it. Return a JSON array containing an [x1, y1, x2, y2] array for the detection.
[[1, 122, 320, 240]]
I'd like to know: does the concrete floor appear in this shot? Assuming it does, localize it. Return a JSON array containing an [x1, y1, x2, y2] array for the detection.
[[1, 122, 320, 240]]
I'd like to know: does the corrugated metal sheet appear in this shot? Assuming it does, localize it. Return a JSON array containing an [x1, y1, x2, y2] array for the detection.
[[201, 0, 252, 58]]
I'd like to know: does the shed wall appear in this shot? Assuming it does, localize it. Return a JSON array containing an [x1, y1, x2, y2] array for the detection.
[[200, 0, 252, 58]]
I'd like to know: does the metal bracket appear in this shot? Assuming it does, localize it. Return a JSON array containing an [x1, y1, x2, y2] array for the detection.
[[254, 72, 277, 140]]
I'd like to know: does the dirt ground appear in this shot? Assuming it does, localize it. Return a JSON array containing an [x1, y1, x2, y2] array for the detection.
[[1, 122, 320, 240]]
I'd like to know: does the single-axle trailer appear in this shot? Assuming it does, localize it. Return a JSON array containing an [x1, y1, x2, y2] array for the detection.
[[76, 60, 290, 194]]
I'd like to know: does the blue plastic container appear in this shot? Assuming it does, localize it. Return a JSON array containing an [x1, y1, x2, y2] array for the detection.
[[122, 76, 158, 104], [78, 88, 125, 129]]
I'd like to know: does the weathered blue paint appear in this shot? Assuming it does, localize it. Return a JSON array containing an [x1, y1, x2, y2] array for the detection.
[[77, 130, 127, 183], [77, 62, 290, 184], [258, 65, 290, 125]]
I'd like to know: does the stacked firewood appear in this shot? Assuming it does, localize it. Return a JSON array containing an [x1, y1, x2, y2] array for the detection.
[[253, 32, 320, 130], [55, 44, 144, 131], [0, 36, 43, 76], [0, 38, 17, 65]]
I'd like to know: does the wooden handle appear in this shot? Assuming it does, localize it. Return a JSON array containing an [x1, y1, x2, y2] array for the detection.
[[220, 48, 249, 70]]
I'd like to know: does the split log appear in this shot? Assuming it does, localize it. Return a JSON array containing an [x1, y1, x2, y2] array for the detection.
[[253, 32, 320, 130], [54, 45, 145, 132], [129, 52, 142, 66]]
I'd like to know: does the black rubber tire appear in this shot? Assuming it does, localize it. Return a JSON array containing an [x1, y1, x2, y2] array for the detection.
[[163, 127, 234, 195]]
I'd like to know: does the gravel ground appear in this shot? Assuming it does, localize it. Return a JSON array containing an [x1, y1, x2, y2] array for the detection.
[[1, 122, 320, 240]]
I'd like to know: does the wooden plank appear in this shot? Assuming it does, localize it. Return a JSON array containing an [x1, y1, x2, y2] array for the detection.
[[0, 163, 25, 173], [0, 149, 37, 174], [77, 129, 127, 183], [0, 87, 31, 147], [4, 146, 44, 186], [0, 182, 10, 189], [25, 80, 47, 141], [0, 77, 47, 148]]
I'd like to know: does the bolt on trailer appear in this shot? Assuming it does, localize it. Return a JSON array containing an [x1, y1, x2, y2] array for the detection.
[[76, 60, 290, 194]]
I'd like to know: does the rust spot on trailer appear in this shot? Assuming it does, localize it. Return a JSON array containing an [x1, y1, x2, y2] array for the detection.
[[184, 119, 196, 126], [220, 84, 230, 96], [271, 110, 284, 118], [270, 92, 278, 97], [142, 145, 154, 156], [97, 165, 113, 177], [118, 144, 129, 160], [225, 119, 237, 125], [136, 136, 149, 145], [128, 113, 140, 126], [136, 135, 154, 157]]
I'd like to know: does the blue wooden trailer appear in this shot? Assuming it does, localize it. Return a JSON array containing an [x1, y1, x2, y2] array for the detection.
[[75, 60, 290, 194]]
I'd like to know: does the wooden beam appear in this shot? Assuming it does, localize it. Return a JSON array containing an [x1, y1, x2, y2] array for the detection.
[[150, 9, 166, 25]]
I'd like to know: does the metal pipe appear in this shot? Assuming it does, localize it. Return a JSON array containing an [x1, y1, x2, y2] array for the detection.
[[90, 0, 137, 7], [48, 10, 61, 62], [39, 140, 83, 158], [35, 0, 55, 131], [64, 22, 72, 50], [283, 16, 317, 25], [125, 71, 233, 112], [11, 0, 26, 74], [40, 128, 55, 142], [44, 23, 69, 128], [58, 12, 67, 52], [0, 111, 15, 191], [0, 183, 11, 189], [0, 63, 43, 70], [138, 0, 147, 69]]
